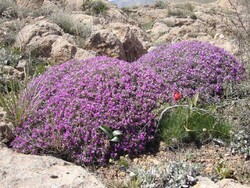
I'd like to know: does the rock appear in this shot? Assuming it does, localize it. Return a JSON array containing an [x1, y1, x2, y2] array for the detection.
[[86, 24, 148, 62], [16, 0, 44, 8], [0, 108, 6, 122], [15, 19, 62, 49], [85, 29, 125, 60], [0, 147, 105, 188], [15, 19, 63, 57], [151, 22, 170, 40], [193, 177, 220, 188], [14, 19, 94, 63], [63, 0, 84, 10], [2, 66, 24, 79], [74, 48, 96, 60], [16, 59, 28, 72], [217, 179, 250, 188], [0, 122, 14, 144], [50, 35, 77, 62], [110, 23, 147, 62], [2, 66, 16, 75], [193, 177, 250, 188]]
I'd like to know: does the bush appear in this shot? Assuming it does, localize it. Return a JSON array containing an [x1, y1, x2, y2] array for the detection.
[[50, 11, 92, 37], [136, 40, 247, 103], [11, 56, 167, 165], [82, 0, 109, 15], [0, 0, 18, 18], [158, 105, 231, 146]]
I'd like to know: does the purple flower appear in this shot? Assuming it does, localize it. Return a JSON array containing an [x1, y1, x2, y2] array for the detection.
[[11, 56, 168, 166], [136, 40, 247, 103]]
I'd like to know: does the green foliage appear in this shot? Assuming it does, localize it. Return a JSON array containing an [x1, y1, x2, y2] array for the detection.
[[215, 160, 234, 179], [0, 20, 25, 46], [154, 1, 166, 9], [117, 156, 130, 169], [0, 46, 22, 67], [230, 129, 250, 158], [0, 0, 18, 18], [82, 0, 109, 15], [157, 95, 231, 146], [127, 161, 200, 188], [139, 20, 154, 31], [167, 9, 187, 18], [0, 78, 25, 127], [167, 3, 195, 18], [50, 11, 92, 46], [31, 59, 49, 76], [99, 125, 123, 143]]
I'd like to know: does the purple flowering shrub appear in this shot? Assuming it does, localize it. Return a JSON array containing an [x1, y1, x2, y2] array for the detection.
[[11, 56, 167, 165], [137, 41, 247, 102]]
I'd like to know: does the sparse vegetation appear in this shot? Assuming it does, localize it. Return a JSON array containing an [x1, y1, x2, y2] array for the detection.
[[49, 11, 92, 47], [154, 0, 166, 9], [0, 0, 18, 18], [50, 12, 92, 37], [126, 161, 201, 188], [0, 20, 25, 46], [0, 0, 249, 187], [227, 0, 250, 72], [157, 94, 231, 146], [82, 0, 109, 15]]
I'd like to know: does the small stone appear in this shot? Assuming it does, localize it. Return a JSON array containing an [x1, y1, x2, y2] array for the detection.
[[0, 122, 14, 144], [16, 59, 27, 72], [133, 158, 139, 164], [2, 66, 15, 75], [213, 138, 225, 147], [119, 172, 126, 177], [187, 175, 195, 183], [50, 175, 58, 179]]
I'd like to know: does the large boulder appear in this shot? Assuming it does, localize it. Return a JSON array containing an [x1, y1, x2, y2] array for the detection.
[[109, 23, 148, 62], [194, 176, 250, 188], [15, 19, 95, 62], [50, 35, 78, 62], [85, 24, 148, 62], [85, 29, 126, 60], [15, 19, 63, 56], [0, 146, 105, 188]]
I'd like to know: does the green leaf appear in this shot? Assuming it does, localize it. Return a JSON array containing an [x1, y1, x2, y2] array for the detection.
[[187, 98, 193, 109], [193, 93, 199, 107], [111, 136, 120, 142], [113, 130, 122, 136], [99, 125, 113, 139]]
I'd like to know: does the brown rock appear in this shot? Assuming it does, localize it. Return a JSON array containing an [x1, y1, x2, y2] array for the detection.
[[113, 26, 146, 62], [217, 179, 250, 188], [0, 122, 14, 144], [0, 147, 105, 188], [85, 29, 125, 60], [151, 22, 170, 40], [50, 35, 77, 63], [15, 19, 63, 57], [74, 48, 96, 60], [16, 59, 28, 72], [2, 66, 24, 79]]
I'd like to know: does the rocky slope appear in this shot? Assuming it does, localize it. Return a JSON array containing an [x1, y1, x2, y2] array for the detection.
[[0, 0, 249, 187]]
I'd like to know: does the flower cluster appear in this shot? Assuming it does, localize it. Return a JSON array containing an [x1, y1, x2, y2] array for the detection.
[[136, 41, 247, 102], [11, 56, 167, 165]]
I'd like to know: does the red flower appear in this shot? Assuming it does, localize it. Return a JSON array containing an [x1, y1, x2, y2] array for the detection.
[[174, 92, 181, 101]]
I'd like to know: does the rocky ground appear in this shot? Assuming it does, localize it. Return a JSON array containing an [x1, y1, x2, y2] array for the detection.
[[0, 0, 250, 187]]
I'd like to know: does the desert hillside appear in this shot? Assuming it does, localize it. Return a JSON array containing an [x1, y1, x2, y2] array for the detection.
[[0, 0, 249, 188]]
